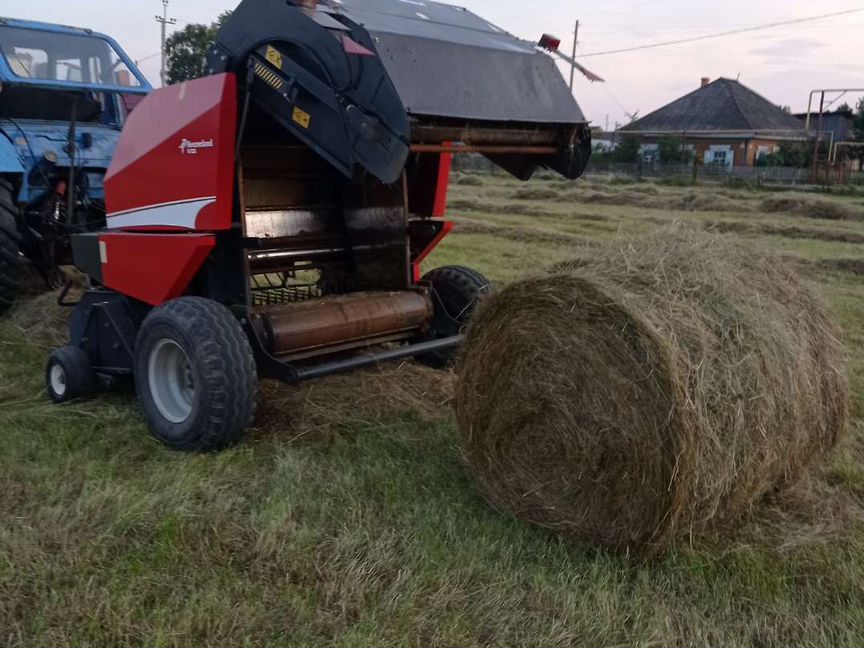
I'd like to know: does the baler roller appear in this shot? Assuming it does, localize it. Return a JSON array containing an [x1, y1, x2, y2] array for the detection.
[[257, 290, 433, 360]]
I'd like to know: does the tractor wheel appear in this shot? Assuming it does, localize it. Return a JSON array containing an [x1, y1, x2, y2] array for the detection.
[[134, 297, 258, 453], [0, 179, 22, 315], [417, 265, 492, 369], [46, 346, 96, 403]]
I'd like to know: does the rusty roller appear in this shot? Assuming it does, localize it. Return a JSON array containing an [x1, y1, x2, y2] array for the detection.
[[257, 290, 434, 359]]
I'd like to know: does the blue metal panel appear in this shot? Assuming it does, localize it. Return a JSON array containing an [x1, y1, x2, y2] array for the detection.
[[0, 133, 24, 174], [0, 120, 119, 202], [0, 17, 152, 93]]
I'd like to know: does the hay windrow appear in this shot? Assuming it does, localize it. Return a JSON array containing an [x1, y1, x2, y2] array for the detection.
[[557, 188, 748, 213], [760, 194, 864, 221], [704, 220, 864, 244], [455, 230, 849, 557]]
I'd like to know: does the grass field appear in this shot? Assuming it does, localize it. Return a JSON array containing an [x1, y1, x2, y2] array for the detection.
[[2, 175, 863, 647]]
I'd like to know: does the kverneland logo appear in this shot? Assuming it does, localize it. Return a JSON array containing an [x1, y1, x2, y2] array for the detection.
[[179, 138, 215, 155]]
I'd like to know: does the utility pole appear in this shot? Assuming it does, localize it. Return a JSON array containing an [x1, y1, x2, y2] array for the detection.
[[568, 19, 580, 91], [155, 0, 177, 87], [811, 91, 825, 184]]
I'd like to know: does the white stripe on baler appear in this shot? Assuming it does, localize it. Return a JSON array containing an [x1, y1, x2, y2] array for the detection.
[[106, 196, 217, 230]]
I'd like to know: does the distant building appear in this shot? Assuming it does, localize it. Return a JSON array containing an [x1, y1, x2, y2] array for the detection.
[[793, 108, 854, 144], [618, 78, 809, 167]]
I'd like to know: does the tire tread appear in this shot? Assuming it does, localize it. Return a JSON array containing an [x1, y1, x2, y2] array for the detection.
[[136, 298, 257, 452]]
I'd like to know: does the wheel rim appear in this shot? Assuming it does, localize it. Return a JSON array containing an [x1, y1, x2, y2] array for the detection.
[[148, 339, 195, 424], [50, 364, 67, 398]]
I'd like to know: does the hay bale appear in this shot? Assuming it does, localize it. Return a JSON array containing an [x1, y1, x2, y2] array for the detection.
[[455, 231, 848, 556]]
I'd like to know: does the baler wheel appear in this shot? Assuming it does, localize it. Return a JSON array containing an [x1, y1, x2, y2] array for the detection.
[[134, 297, 258, 453], [417, 266, 492, 369], [0, 180, 22, 316], [46, 346, 95, 403]]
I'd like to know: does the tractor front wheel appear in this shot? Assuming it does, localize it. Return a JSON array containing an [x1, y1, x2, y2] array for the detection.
[[134, 297, 258, 453], [0, 179, 22, 315], [417, 265, 492, 369]]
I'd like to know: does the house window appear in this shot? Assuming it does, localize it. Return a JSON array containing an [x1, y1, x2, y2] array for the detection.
[[705, 145, 734, 168], [640, 144, 659, 163]]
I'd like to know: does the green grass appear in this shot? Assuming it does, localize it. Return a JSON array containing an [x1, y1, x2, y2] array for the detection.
[[2, 177, 864, 647]]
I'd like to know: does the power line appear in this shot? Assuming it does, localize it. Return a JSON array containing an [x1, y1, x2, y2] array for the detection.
[[579, 7, 864, 57], [135, 52, 162, 65]]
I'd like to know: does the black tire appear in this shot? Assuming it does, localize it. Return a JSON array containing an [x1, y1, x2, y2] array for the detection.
[[134, 297, 258, 453], [46, 346, 95, 403], [0, 179, 22, 315], [418, 265, 492, 368]]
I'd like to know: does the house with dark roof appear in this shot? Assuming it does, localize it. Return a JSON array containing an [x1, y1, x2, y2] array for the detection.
[[619, 78, 809, 167]]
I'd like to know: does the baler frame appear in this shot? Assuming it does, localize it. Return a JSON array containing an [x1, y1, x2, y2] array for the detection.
[[47, 0, 593, 452]]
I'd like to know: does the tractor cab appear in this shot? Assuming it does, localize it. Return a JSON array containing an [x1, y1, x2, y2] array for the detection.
[[0, 18, 151, 292]]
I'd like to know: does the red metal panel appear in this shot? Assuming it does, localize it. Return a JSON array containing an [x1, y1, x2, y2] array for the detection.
[[432, 151, 453, 218], [98, 233, 216, 306], [105, 73, 237, 231], [412, 220, 453, 283]]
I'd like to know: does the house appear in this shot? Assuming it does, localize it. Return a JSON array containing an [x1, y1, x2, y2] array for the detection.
[[618, 78, 809, 167], [794, 108, 854, 143]]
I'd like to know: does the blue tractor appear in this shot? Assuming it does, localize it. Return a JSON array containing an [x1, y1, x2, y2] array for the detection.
[[0, 17, 151, 313]]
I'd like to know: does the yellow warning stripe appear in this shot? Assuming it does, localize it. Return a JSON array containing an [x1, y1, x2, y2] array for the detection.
[[254, 62, 284, 91]]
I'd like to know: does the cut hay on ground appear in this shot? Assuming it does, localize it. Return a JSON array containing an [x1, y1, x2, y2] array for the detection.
[[558, 188, 748, 213], [452, 173, 486, 187], [454, 220, 589, 246], [704, 220, 864, 244], [760, 194, 864, 221], [455, 230, 849, 557], [4, 268, 88, 349]]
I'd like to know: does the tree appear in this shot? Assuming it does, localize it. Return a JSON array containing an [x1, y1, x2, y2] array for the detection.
[[852, 98, 864, 167], [657, 135, 692, 165], [758, 141, 827, 169], [613, 134, 642, 163], [854, 98, 864, 141], [165, 12, 232, 85]]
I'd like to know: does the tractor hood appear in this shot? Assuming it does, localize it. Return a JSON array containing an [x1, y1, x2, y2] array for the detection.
[[0, 119, 121, 201], [208, 0, 592, 184], [0, 120, 120, 169]]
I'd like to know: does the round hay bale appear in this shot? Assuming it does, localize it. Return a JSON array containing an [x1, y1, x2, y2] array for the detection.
[[455, 231, 848, 556]]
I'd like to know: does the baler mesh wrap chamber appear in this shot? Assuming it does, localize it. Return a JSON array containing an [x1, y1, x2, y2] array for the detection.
[[208, 0, 592, 184]]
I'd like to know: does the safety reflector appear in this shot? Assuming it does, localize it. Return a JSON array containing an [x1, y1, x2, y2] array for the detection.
[[539, 34, 561, 51], [341, 34, 375, 57]]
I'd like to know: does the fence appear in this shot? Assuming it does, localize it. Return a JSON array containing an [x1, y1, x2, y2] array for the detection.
[[452, 154, 861, 188]]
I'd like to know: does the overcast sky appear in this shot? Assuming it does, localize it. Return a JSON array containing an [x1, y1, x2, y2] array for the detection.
[[2, 0, 863, 127]]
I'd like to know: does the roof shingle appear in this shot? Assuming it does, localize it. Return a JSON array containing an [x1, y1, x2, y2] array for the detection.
[[625, 78, 805, 134]]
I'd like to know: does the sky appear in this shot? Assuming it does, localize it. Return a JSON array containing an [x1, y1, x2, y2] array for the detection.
[[2, 0, 863, 128]]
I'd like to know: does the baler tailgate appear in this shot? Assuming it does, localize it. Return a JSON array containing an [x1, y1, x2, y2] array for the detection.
[[209, 0, 592, 183]]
